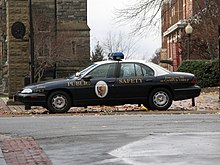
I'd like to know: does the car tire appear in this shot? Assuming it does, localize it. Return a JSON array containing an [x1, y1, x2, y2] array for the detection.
[[148, 88, 172, 110], [47, 91, 72, 113]]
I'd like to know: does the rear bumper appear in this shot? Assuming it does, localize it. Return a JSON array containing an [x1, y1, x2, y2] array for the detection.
[[173, 85, 201, 101], [14, 93, 46, 106]]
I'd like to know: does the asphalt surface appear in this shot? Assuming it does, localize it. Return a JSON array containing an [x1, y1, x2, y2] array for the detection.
[[0, 87, 219, 164], [0, 114, 220, 165]]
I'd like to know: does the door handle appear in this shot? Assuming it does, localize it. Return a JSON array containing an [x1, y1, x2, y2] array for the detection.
[[145, 79, 153, 82]]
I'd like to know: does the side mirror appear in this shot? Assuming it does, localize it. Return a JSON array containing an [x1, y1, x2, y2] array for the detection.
[[82, 75, 92, 81]]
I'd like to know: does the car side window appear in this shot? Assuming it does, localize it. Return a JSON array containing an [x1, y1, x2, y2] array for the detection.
[[88, 63, 116, 78], [135, 64, 143, 76], [120, 63, 154, 77], [141, 64, 154, 76], [120, 63, 136, 77]]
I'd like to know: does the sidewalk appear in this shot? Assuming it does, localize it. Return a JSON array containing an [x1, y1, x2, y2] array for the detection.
[[0, 87, 219, 116], [0, 136, 52, 165]]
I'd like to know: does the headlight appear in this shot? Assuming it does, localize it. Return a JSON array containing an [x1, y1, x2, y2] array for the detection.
[[21, 88, 32, 94]]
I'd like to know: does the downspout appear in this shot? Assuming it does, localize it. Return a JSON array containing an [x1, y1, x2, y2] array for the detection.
[[54, 0, 57, 35]]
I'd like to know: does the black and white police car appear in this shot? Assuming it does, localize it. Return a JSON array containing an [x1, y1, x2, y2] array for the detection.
[[15, 52, 201, 113]]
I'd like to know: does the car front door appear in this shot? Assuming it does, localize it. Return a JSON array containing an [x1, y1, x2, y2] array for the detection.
[[74, 62, 118, 105]]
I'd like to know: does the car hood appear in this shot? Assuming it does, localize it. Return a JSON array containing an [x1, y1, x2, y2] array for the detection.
[[24, 78, 72, 89]]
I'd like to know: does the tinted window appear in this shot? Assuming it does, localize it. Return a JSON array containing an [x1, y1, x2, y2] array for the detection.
[[120, 63, 154, 77], [141, 64, 154, 76], [120, 63, 135, 77], [88, 63, 116, 78], [135, 64, 143, 76]]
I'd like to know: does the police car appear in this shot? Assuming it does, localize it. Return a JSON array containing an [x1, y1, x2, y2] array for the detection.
[[15, 52, 201, 113]]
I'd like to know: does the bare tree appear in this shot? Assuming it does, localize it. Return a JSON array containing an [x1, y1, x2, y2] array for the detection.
[[190, 0, 220, 59], [116, 0, 219, 59], [150, 48, 161, 64], [34, 32, 71, 82], [115, 0, 164, 36], [102, 32, 137, 59], [177, 0, 219, 60], [33, 9, 72, 82]]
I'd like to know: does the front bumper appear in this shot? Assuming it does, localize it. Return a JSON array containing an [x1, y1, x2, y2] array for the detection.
[[15, 93, 46, 106], [173, 85, 201, 101]]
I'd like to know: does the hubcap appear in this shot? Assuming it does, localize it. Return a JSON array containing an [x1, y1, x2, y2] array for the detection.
[[153, 91, 169, 107], [52, 95, 66, 110]]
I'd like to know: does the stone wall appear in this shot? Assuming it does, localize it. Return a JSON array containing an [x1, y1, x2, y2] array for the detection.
[[57, 0, 87, 22], [0, 0, 90, 98], [56, 21, 90, 77], [6, 0, 29, 100], [32, 0, 90, 78], [56, 0, 90, 77], [0, 0, 7, 90]]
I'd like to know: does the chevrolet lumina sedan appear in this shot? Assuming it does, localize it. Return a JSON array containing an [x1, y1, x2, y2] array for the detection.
[[15, 53, 201, 113]]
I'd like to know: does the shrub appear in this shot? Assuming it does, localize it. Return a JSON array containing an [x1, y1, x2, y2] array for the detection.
[[177, 60, 219, 88]]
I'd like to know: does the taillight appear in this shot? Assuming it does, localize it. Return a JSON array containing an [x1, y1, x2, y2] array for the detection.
[[191, 77, 197, 85]]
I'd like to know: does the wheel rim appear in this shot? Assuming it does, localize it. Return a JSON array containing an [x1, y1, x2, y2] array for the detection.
[[51, 95, 67, 110], [153, 91, 169, 107]]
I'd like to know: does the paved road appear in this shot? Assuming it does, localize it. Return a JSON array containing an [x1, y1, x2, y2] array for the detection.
[[0, 114, 220, 165]]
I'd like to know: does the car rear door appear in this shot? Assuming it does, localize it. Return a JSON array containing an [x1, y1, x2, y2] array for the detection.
[[114, 62, 155, 100]]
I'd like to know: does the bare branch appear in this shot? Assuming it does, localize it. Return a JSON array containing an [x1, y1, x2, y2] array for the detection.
[[101, 32, 138, 59], [33, 9, 74, 82], [115, 0, 165, 36]]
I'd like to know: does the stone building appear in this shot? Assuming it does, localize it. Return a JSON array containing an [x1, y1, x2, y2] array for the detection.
[[0, 0, 90, 101]]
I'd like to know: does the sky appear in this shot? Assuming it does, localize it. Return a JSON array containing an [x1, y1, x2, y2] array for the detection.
[[87, 0, 162, 61]]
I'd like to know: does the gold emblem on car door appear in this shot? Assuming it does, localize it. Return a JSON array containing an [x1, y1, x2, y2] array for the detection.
[[95, 81, 108, 98]]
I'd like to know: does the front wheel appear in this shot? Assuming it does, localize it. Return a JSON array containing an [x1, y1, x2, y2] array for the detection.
[[47, 91, 72, 113], [148, 88, 172, 110]]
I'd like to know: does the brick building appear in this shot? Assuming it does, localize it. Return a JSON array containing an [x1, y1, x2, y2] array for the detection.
[[0, 0, 90, 100], [161, 0, 207, 71]]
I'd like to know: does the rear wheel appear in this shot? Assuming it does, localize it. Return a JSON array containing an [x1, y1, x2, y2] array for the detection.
[[47, 91, 72, 113], [148, 88, 172, 110]]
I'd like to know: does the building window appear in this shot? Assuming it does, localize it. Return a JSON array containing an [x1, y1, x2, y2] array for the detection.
[[38, 36, 50, 57], [38, 45, 49, 57]]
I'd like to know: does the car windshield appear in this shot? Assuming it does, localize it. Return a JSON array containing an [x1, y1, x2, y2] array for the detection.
[[69, 64, 97, 79]]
